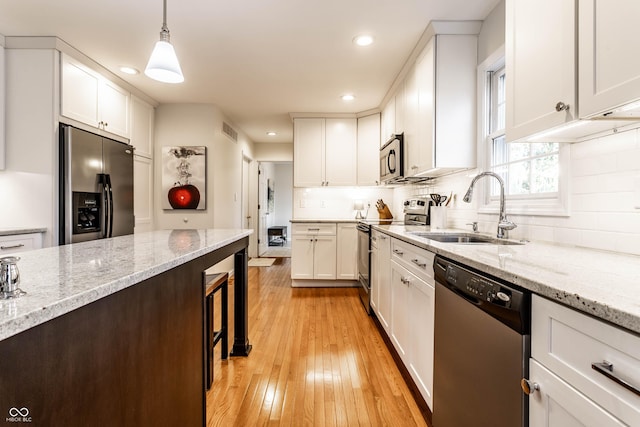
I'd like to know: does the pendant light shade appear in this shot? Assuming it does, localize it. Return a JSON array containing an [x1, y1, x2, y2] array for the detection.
[[145, 0, 184, 83]]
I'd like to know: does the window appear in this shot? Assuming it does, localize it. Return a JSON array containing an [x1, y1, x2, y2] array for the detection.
[[479, 59, 568, 216]]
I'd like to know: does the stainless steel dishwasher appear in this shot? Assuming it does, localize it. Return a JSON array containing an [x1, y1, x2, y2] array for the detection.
[[433, 255, 531, 427]]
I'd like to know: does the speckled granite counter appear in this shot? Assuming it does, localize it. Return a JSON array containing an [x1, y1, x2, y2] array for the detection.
[[0, 228, 252, 341], [375, 225, 640, 335]]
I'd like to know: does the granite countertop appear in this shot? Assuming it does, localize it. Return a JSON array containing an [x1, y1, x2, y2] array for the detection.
[[375, 225, 640, 335], [0, 229, 252, 341], [0, 227, 47, 236]]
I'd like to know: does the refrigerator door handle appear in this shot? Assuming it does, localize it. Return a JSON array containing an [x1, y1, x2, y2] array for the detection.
[[98, 173, 110, 239], [106, 174, 114, 238]]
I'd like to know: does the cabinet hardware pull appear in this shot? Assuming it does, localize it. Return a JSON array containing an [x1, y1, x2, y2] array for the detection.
[[1, 244, 25, 250], [400, 277, 411, 286], [308, 228, 320, 231], [592, 361, 640, 397], [411, 258, 427, 268], [555, 101, 570, 112], [393, 249, 404, 255], [520, 378, 539, 395], [379, 236, 387, 240]]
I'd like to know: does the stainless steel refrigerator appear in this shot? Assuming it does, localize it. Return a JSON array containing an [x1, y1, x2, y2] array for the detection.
[[59, 124, 134, 245]]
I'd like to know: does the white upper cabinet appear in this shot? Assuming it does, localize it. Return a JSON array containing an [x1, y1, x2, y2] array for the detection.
[[404, 33, 477, 176], [381, 97, 395, 144], [293, 117, 357, 187], [357, 113, 381, 186], [505, 0, 577, 143], [0, 44, 5, 170], [131, 96, 155, 159], [579, 0, 640, 117], [61, 53, 130, 138], [325, 118, 357, 186]]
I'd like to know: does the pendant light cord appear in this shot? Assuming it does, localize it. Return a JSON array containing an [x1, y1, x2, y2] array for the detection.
[[160, 0, 170, 41]]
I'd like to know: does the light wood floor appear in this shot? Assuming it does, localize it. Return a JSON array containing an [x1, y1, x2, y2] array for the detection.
[[206, 258, 428, 427]]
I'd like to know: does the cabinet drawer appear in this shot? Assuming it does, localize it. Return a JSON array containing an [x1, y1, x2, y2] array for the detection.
[[390, 238, 434, 283], [291, 223, 336, 236], [532, 295, 640, 425], [0, 233, 43, 255]]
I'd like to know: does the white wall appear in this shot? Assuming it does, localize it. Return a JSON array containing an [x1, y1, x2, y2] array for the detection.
[[273, 163, 293, 236], [154, 104, 255, 271], [0, 48, 59, 246], [254, 143, 293, 162], [477, 0, 505, 64], [293, 186, 395, 220]]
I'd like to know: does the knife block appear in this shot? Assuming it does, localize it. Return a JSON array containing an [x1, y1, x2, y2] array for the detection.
[[377, 205, 393, 220]]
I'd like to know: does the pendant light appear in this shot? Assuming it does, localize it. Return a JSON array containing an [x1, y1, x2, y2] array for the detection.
[[145, 0, 184, 83]]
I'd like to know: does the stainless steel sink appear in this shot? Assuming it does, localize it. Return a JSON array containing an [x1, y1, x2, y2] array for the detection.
[[407, 231, 525, 245]]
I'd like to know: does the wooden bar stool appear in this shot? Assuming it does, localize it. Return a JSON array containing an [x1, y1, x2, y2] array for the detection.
[[204, 272, 228, 390]]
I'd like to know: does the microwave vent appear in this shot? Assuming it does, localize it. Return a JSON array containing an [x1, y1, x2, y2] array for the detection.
[[222, 122, 238, 142]]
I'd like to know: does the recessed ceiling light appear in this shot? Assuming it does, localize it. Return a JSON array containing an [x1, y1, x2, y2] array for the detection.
[[341, 94, 355, 101], [353, 35, 374, 47], [120, 66, 140, 75], [267, 131, 277, 136]]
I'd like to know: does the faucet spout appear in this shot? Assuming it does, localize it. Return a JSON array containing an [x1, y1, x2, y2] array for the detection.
[[463, 172, 517, 239]]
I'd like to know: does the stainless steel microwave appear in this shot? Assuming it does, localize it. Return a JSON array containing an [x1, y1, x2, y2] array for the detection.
[[380, 133, 404, 184]]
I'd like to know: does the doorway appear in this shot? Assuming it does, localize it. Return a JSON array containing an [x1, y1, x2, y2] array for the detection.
[[257, 161, 292, 258]]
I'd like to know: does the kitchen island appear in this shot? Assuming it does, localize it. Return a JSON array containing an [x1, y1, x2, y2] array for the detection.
[[0, 229, 252, 426]]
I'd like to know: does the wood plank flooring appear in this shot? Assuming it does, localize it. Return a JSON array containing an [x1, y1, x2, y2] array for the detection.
[[207, 258, 427, 427]]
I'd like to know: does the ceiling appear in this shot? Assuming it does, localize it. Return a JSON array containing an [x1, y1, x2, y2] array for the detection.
[[0, 0, 499, 143]]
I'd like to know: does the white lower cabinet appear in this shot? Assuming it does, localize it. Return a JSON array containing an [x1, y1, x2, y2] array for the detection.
[[386, 237, 435, 409], [529, 360, 625, 427], [370, 230, 391, 331], [527, 295, 640, 426], [336, 223, 357, 280], [291, 223, 337, 280], [0, 233, 43, 255]]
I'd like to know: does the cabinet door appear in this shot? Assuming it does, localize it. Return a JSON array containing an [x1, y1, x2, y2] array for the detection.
[[0, 45, 5, 170], [408, 276, 435, 409], [381, 97, 395, 143], [403, 62, 421, 176], [99, 79, 130, 137], [61, 54, 100, 127], [134, 155, 153, 233], [313, 235, 337, 280], [336, 224, 357, 280], [131, 96, 155, 159], [356, 114, 380, 186], [529, 360, 625, 427], [370, 237, 379, 313], [325, 118, 357, 186], [411, 38, 435, 175], [376, 233, 391, 331], [291, 236, 315, 279], [390, 260, 411, 362], [505, 0, 576, 142], [293, 118, 325, 187], [579, 0, 640, 117], [394, 82, 405, 134]]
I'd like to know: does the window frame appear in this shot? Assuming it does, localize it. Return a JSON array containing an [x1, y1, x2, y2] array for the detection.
[[475, 47, 570, 217]]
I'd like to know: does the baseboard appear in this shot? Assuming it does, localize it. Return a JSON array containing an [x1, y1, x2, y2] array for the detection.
[[291, 279, 358, 288]]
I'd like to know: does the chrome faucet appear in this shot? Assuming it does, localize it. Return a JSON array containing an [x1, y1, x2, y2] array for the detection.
[[463, 172, 517, 239]]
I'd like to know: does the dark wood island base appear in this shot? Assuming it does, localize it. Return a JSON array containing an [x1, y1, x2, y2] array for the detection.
[[0, 235, 251, 427]]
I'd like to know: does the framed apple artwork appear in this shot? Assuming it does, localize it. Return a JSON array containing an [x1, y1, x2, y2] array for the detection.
[[162, 146, 206, 210]]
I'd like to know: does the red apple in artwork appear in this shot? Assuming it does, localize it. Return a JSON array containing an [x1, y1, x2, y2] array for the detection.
[[168, 184, 201, 209]]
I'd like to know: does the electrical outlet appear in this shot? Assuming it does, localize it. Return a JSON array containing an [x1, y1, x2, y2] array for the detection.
[[300, 199, 307, 208]]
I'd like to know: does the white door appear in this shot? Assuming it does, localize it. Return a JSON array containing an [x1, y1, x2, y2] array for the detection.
[[258, 163, 268, 256]]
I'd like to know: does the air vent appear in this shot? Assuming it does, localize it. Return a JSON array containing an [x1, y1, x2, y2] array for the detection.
[[222, 122, 238, 142]]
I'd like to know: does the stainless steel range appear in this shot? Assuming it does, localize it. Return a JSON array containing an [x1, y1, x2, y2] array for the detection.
[[403, 197, 432, 225]]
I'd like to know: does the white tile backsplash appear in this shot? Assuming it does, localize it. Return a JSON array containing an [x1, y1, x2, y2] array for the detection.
[[395, 127, 640, 255], [292, 186, 395, 220]]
